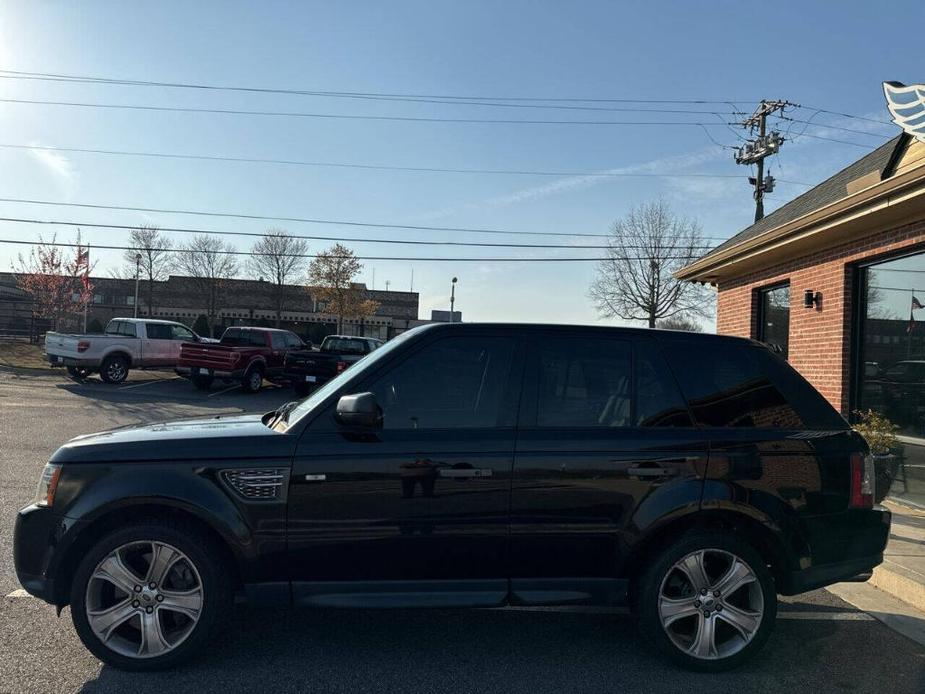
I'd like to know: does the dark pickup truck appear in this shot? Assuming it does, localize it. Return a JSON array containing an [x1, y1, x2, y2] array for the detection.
[[284, 334, 383, 395], [177, 326, 306, 393]]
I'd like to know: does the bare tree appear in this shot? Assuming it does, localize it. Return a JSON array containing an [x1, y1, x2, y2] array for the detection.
[[308, 243, 380, 333], [590, 201, 713, 328], [247, 229, 309, 327], [173, 234, 239, 334], [120, 226, 173, 315], [656, 315, 704, 332]]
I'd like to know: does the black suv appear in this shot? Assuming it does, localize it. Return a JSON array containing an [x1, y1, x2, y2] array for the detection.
[[14, 323, 890, 672]]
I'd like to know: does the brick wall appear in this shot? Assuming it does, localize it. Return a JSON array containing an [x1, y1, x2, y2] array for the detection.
[[716, 218, 925, 414]]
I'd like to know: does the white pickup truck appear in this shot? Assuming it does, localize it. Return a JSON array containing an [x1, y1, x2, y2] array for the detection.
[[44, 318, 207, 384]]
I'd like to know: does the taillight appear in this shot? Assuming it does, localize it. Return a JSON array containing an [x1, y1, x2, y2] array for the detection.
[[336, 361, 347, 373], [76, 340, 90, 353], [849, 453, 875, 509]]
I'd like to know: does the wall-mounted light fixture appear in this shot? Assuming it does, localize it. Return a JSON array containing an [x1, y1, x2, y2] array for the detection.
[[803, 289, 820, 308]]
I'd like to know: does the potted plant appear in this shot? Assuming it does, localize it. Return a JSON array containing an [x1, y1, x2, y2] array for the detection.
[[852, 409, 900, 504]]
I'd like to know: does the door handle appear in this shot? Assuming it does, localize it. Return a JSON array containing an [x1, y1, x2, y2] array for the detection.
[[304, 474, 326, 482], [438, 468, 493, 479]]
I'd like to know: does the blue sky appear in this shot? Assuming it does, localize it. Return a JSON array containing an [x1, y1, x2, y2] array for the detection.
[[0, 0, 919, 325]]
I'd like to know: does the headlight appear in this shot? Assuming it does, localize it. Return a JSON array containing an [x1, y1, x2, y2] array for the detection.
[[34, 463, 62, 507]]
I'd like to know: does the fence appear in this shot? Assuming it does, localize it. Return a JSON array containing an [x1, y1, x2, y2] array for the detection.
[[0, 301, 53, 343]]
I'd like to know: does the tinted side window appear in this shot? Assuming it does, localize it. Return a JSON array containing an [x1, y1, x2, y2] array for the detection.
[[367, 336, 515, 429], [270, 332, 287, 350], [221, 329, 242, 345], [286, 333, 303, 349], [105, 321, 122, 335], [249, 331, 268, 347], [171, 325, 195, 341], [661, 340, 803, 428], [120, 322, 137, 337], [536, 338, 631, 427], [635, 344, 693, 427], [145, 324, 171, 340]]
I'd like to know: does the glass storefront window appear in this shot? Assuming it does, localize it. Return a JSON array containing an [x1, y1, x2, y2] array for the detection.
[[858, 251, 925, 438], [757, 284, 790, 358]]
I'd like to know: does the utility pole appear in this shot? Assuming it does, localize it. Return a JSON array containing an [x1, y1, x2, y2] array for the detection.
[[133, 253, 141, 318], [734, 100, 795, 222], [450, 277, 458, 322]]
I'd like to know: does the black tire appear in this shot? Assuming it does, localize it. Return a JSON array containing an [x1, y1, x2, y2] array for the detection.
[[100, 355, 129, 384], [67, 365, 93, 380], [292, 381, 310, 397], [241, 365, 263, 394], [635, 530, 776, 672], [70, 521, 232, 671], [191, 375, 213, 391]]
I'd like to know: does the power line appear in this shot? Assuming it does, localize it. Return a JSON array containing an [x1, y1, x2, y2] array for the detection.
[[788, 131, 880, 149], [0, 97, 737, 127], [0, 215, 719, 252], [0, 197, 738, 243], [0, 236, 699, 263], [797, 105, 893, 127], [783, 117, 893, 138], [0, 142, 814, 187], [0, 68, 754, 105]]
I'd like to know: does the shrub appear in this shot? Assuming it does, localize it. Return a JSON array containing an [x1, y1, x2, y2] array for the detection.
[[853, 410, 899, 455]]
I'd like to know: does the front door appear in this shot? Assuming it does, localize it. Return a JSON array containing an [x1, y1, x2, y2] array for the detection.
[[509, 334, 708, 604], [287, 331, 523, 607]]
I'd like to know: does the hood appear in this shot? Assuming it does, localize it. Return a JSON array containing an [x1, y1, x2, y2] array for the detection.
[[51, 413, 297, 464]]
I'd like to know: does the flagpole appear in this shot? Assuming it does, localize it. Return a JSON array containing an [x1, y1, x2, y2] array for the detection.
[[83, 244, 90, 333]]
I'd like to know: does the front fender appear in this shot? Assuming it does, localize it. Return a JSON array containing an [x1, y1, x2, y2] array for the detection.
[[52, 462, 288, 585]]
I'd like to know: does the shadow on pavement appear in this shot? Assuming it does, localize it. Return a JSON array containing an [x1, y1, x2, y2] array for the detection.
[[79, 606, 925, 694]]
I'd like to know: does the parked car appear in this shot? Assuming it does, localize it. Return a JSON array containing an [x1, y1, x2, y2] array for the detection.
[[15, 324, 889, 672], [44, 318, 204, 384], [284, 334, 383, 396], [176, 326, 305, 392]]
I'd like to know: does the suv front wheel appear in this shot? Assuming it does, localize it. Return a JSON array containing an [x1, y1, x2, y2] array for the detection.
[[70, 522, 231, 671], [636, 531, 776, 672]]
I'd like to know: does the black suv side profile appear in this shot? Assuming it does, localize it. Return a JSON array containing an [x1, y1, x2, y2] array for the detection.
[[14, 323, 890, 672]]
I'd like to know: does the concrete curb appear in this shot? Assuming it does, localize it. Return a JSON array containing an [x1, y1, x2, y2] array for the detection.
[[869, 560, 925, 614]]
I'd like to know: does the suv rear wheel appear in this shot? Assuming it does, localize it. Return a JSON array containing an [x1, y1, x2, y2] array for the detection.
[[70, 522, 231, 671], [636, 531, 776, 672]]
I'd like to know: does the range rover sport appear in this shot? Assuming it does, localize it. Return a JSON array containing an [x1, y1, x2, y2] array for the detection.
[[14, 323, 890, 672]]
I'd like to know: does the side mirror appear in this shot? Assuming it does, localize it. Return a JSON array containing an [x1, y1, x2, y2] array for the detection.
[[335, 392, 382, 429]]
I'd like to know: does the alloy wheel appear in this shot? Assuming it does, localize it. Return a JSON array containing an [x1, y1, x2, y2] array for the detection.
[[85, 540, 204, 659], [658, 549, 764, 660], [106, 360, 127, 382]]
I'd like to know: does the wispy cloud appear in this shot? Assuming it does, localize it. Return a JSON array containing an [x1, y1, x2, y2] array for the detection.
[[409, 146, 730, 223], [28, 143, 78, 196]]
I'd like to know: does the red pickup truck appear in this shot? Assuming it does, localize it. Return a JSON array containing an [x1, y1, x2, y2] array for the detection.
[[176, 326, 306, 392]]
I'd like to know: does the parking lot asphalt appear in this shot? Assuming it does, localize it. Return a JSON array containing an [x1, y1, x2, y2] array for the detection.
[[2, 367, 925, 693]]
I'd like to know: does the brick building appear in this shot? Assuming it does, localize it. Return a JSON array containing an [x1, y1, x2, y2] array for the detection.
[[676, 132, 925, 453], [0, 272, 420, 342]]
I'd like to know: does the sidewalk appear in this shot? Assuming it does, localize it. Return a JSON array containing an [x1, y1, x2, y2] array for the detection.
[[868, 500, 925, 612]]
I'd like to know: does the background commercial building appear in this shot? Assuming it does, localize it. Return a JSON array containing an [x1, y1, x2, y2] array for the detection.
[[0, 272, 420, 342]]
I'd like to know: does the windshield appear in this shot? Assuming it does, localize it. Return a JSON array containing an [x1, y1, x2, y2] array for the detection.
[[280, 327, 427, 429]]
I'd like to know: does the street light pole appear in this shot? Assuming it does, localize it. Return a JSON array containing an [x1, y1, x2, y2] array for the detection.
[[133, 253, 141, 318], [450, 277, 457, 322]]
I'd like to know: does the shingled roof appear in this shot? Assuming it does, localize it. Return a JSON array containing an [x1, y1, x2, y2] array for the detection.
[[700, 135, 906, 259]]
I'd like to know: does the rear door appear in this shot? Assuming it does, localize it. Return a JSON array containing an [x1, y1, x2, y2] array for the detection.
[[143, 323, 173, 366], [509, 332, 707, 604]]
